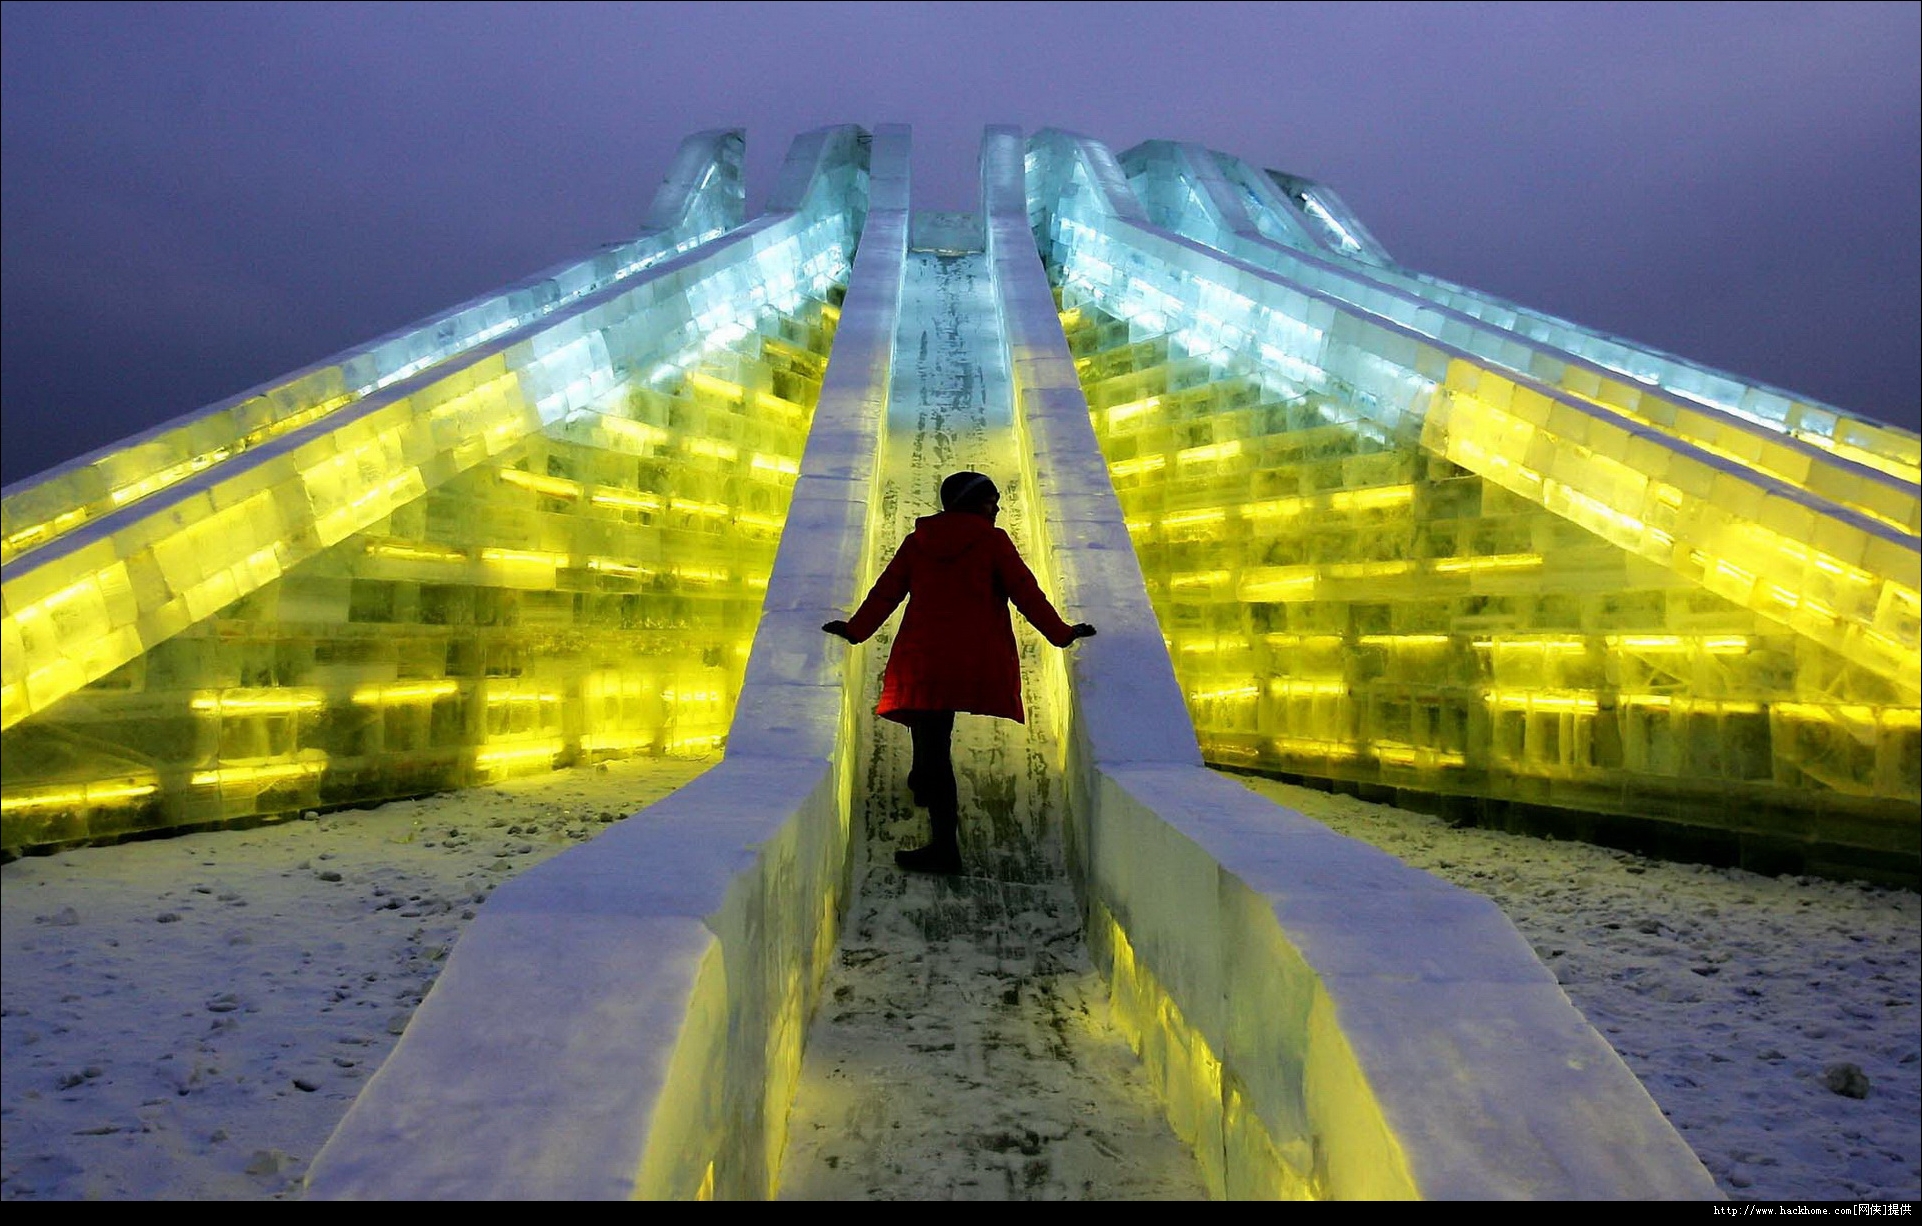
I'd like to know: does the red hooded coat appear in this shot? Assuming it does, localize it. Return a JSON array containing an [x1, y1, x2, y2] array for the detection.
[[842, 511, 1076, 724]]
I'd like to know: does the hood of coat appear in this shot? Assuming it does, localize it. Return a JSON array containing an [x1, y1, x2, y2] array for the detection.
[[912, 511, 996, 561]]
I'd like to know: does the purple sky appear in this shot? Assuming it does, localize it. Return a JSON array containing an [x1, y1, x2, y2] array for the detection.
[[3, 1, 1917, 486]]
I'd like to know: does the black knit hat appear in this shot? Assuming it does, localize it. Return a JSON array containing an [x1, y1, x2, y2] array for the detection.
[[939, 471, 999, 512]]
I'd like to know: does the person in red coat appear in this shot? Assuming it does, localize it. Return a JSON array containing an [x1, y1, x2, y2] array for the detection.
[[823, 471, 1095, 874]]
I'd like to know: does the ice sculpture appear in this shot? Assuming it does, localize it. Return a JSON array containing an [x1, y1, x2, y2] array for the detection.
[[1, 127, 866, 849], [1031, 130, 1918, 879]]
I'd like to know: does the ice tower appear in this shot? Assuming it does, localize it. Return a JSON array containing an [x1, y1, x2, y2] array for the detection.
[[4, 126, 1913, 881]]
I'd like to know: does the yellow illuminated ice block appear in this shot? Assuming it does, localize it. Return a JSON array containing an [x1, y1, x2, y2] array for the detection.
[[1055, 284, 1917, 869], [0, 121, 861, 856], [2, 131, 866, 742], [0, 297, 840, 851]]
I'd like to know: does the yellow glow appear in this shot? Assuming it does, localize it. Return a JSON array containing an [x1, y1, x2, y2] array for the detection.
[[1264, 633, 1345, 648], [750, 453, 800, 476], [686, 438, 740, 462], [352, 680, 459, 706], [1271, 735, 1362, 759], [1327, 560, 1416, 580], [1485, 690, 1598, 713], [1203, 740, 1263, 763], [1190, 683, 1260, 702], [1478, 636, 1588, 654], [1433, 553, 1543, 575], [754, 390, 805, 417], [587, 558, 654, 577], [1110, 455, 1167, 478], [1357, 634, 1451, 648], [109, 451, 228, 507], [1622, 695, 1764, 715], [1374, 740, 1466, 768], [736, 511, 785, 530], [1177, 440, 1242, 465], [191, 760, 326, 788], [1269, 678, 1348, 697], [671, 499, 732, 519], [1239, 567, 1317, 601], [1161, 508, 1227, 529], [366, 541, 467, 564], [1170, 569, 1232, 593], [662, 688, 724, 705], [1105, 396, 1161, 429], [1798, 429, 1922, 484], [498, 469, 583, 499], [1327, 484, 1415, 512], [590, 490, 666, 512], [1, 779, 158, 814], [474, 739, 564, 768], [3, 507, 89, 558], [685, 372, 744, 401], [1249, 496, 1306, 519], [485, 690, 561, 706], [480, 547, 567, 566], [191, 689, 327, 715]]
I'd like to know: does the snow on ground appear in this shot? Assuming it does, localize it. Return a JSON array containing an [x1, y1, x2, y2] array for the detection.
[[780, 856, 1205, 1200], [2, 755, 1915, 1201], [0, 755, 714, 1200], [1235, 774, 1921, 1203]]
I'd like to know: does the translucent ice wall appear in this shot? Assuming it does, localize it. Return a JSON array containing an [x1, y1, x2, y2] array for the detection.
[[1, 127, 869, 851], [1030, 129, 1919, 878]]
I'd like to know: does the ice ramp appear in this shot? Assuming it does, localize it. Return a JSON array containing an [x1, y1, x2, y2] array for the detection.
[[304, 128, 1713, 1200]]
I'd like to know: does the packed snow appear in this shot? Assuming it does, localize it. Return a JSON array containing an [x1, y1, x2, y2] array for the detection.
[[1, 756, 1915, 1201]]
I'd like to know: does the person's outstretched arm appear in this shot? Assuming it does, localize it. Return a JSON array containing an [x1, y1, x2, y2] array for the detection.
[[823, 537, 914, 643], [992, 532, 1095, 646]]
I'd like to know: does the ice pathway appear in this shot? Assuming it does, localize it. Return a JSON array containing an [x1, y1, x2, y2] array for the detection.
[[777, 250, 1206, 1199]]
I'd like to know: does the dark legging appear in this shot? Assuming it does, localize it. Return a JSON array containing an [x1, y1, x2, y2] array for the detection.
[[908, 711, 957, 817]]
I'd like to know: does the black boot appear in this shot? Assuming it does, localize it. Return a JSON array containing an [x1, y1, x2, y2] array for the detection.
[[906, 769, 929, 808], [895, 807, 962, 875]]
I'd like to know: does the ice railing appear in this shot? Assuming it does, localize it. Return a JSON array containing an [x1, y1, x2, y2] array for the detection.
[[1120, 140, 1921, 537], [0, 126, 870, 734], [1025, 129, 1920, 699], [1208, 147, 1921, 489], [0, 129, 750, 569], [305, 124, 911, 1202], [991, 126, 1717, 1199]]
